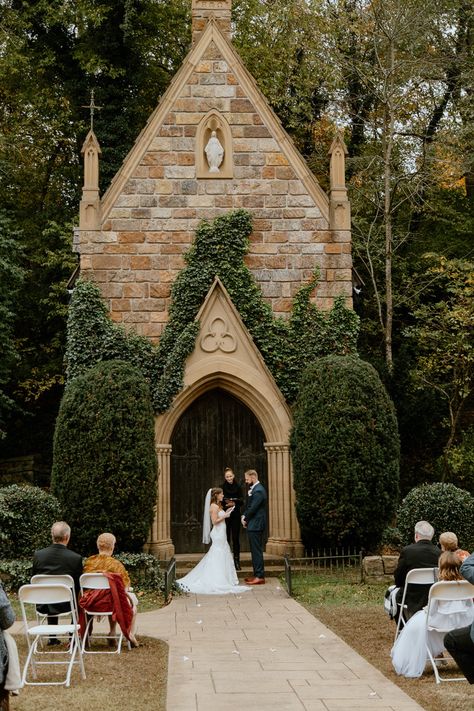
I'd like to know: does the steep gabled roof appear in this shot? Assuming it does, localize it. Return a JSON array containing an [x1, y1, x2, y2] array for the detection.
[[100, 19, 329, 222]]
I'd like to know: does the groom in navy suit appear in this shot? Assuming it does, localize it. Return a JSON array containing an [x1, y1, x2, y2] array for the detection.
[[241, 469, 267, 585]]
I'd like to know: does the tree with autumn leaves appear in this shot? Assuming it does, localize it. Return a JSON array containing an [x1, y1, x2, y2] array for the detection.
[[0, 0, 472, 494]]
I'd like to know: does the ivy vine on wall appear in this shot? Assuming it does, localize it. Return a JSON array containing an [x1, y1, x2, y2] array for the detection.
[[66, 209, 359, 412]]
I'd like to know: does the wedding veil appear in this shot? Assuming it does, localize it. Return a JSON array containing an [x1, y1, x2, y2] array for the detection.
[[202, 488, 212, 544]]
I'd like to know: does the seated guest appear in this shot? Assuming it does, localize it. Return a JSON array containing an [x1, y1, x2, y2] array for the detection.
[[391, 551, 474, 678], [439, 531, 470, 562], [444, 551, 474, 684], [1, 581, 16, 708], [32, 521, 83, 645], [83, 533, 138, 647], [394, 520, 440, 622]]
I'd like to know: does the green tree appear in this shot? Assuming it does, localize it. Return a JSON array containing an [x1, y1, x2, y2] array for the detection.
[[0, 212, 24, 439], [51, 360, 157, 554], [406, 255, 474, 480], [0, 0, 190, 457], [325, 0, 474, 370], [291, 355, 400, 549]]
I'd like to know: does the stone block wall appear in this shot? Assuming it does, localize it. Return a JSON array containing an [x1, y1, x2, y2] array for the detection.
[[79, 40, 352, 341], [362, 555, 399, 582]]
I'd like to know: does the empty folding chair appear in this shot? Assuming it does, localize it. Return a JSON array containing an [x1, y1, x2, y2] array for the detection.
[[425, 579, 474, 684], [19, 583, 85, 687], [30, 574, 78, 643], [395, 567, 438, 640]]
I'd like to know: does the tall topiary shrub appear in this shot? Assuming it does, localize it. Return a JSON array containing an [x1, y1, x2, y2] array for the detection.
[[51, 360, 157, 554], [0, 484, 62, 558], [291, 355, 400, 549], [397, 482, 474, 550]]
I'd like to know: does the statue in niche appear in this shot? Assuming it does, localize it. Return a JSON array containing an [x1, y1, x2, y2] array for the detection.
[[204, 130, 224, 173]]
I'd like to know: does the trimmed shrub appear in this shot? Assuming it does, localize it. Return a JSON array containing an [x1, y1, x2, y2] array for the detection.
[[51, 360, 157, 555], [0, 484, 62, 559], [291, 355, 400, 549], [397, 482, 474, 550], [0, 558, 33, 591], [115, 552, 164, 593]]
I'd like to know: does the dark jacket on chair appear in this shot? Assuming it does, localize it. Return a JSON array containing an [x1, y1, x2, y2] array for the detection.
[[394, 539, 440, 618], [32, 543, 83, 615]]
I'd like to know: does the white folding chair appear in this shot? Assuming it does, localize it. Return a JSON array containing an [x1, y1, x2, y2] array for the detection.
[[30, 574, 78, 637], [79, 573, 127, 654], [30, 574, 77, 608], [19, 583, 86, 687], [394, 567, 438, 640], [425, 579, 474, 683]]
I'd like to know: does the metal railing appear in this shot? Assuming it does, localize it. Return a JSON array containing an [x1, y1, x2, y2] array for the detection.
[[163, 557, 176, 603], [284, 555, 292, 597], [283, 546, 364, 596]]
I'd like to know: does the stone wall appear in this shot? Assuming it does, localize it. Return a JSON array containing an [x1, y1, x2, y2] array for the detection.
[[78, 37, 352, 341], [362, 555, 399, 582]]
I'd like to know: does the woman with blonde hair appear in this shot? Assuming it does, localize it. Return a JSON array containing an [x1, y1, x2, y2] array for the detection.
[[391, 551, 474, 677], [439, 531, 470, 562], [176, 488, 250, 595]]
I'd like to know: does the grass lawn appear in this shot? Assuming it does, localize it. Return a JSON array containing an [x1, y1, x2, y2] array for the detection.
[[290, 574, 473, 711], [7, 592, 167, 710], [9, 635, 167, 711]]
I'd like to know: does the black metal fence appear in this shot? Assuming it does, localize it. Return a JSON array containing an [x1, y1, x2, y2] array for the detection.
[[283, 546, 364, 596], [163, 557, 176, 603]]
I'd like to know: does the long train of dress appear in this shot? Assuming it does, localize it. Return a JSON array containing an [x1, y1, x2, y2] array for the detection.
[[176, 511, 250, 595], [391, 598, 474, 678]]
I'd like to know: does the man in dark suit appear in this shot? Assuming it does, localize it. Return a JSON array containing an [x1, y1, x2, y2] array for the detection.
[[444, 552, 474, 683], [32, 521, 83, 644], [241, 469, 267, 585], [394, 520, 440, 621]]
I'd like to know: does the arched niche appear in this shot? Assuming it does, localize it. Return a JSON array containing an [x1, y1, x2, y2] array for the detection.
[[196, 110, 233, 179]]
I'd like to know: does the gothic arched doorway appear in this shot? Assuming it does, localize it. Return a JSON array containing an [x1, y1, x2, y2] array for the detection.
[[170, 387, 267, 553]]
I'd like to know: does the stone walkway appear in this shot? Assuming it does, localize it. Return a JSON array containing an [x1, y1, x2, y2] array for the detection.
[[137, 577, 425, 711]]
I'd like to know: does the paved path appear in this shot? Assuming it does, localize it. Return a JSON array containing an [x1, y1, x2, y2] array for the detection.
[[137, 578, 425, 711]]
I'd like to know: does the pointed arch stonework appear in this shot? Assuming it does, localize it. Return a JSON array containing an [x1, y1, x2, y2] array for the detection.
[[148, 278, 304, 559]]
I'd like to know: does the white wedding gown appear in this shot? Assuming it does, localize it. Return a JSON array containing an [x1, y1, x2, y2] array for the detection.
[[176, 511, 250, 595], [391, 598, 474, 678]]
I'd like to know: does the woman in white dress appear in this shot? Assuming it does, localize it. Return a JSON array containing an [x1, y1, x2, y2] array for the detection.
[[176, 488, 250, 595], [391, 551, 474, 678]]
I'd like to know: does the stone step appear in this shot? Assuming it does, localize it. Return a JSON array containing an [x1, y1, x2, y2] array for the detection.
[[174, 553, 285, 577]]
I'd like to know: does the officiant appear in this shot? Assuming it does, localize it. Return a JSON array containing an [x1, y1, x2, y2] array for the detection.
[[221, 467, 243, 571]]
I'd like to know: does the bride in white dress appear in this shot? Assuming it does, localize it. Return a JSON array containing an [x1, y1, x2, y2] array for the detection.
[[176, 487, 250, 595], [391, 551, 474, 678]]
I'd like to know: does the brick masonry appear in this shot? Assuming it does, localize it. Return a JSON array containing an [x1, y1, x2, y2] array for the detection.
[[79, 38, 352, 342]]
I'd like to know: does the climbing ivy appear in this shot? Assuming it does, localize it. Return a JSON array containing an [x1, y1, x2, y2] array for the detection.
[[66, 209, 359, 410]]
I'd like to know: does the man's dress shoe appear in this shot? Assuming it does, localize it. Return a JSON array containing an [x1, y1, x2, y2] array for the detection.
[[246, 577, 265, 585]]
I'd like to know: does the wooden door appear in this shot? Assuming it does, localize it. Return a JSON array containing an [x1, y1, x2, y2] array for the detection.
[[170, 388, 267, 553]]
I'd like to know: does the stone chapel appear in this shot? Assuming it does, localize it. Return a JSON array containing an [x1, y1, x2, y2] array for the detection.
[[75, 0, 353, 559]]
